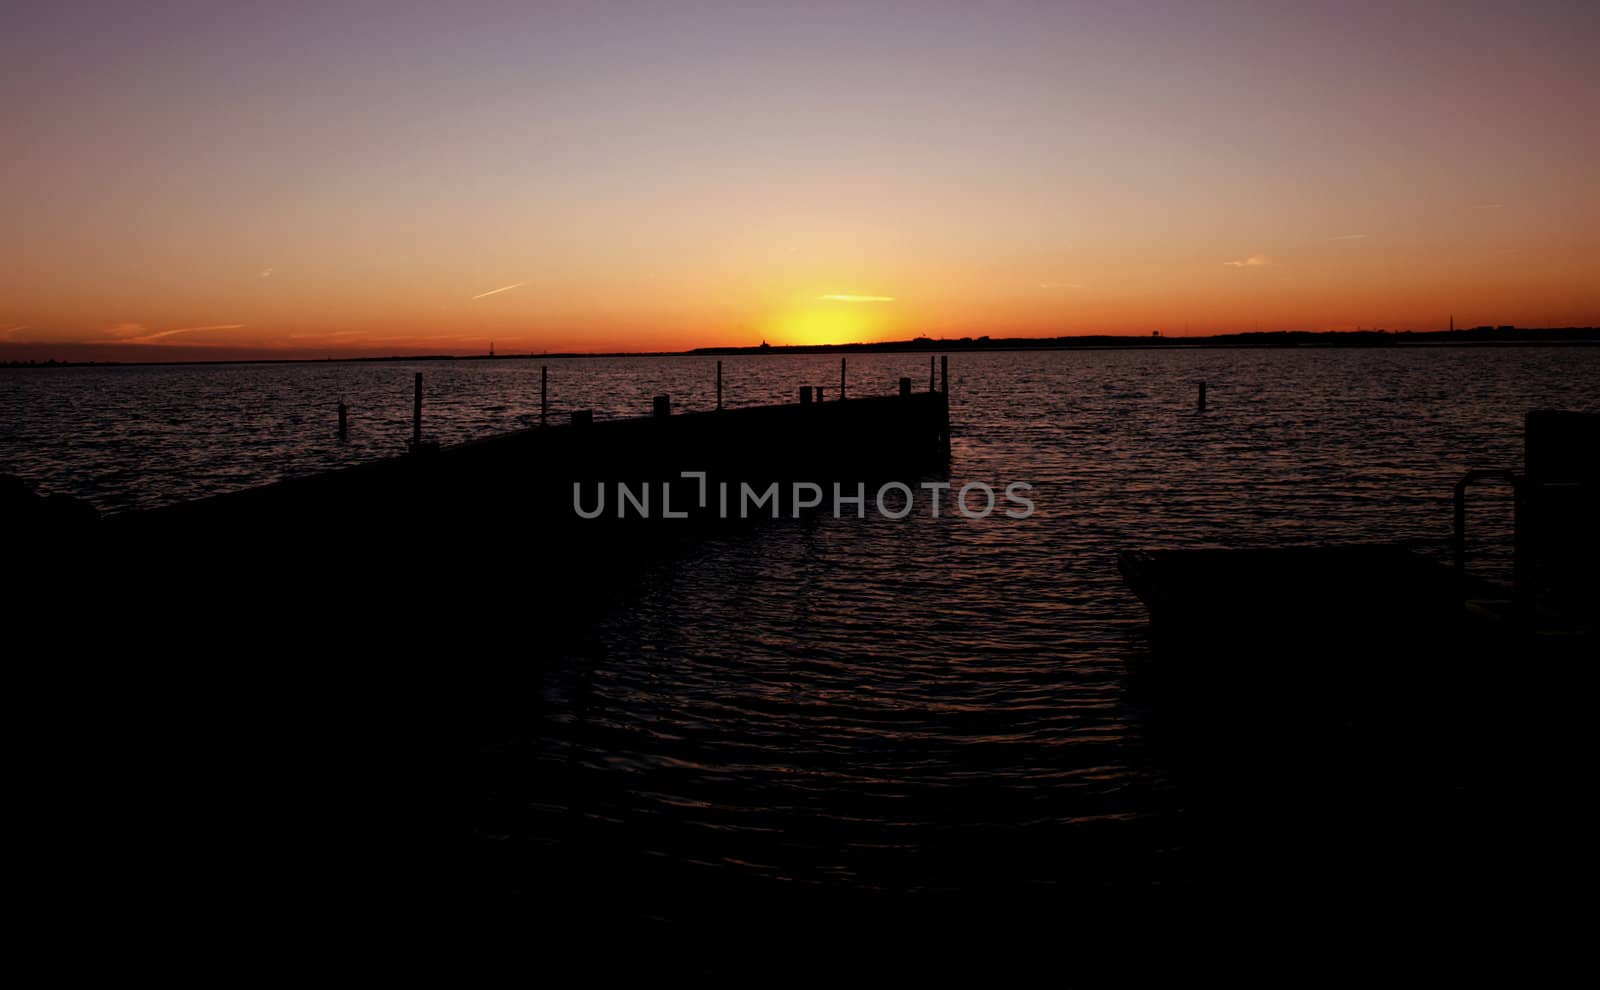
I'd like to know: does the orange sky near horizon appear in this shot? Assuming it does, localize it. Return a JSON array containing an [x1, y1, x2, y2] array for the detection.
[[3, 2, 1597, 361]]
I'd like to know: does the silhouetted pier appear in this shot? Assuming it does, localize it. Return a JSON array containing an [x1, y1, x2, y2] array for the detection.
[[0, 364, 955, 675], [104, 375, 950, 542], [1112, 407, 1596, 862], [1120, 410, 1598, 671], [11, 364, 952, 629], [1116, 411, 1596, 919]]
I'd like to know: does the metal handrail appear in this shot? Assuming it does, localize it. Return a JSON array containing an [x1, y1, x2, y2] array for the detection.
[[1452, 469, 1520, 575]]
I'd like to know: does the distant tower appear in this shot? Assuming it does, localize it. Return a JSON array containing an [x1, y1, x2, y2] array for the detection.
[[490, 340, 495, 358], [1449, 315, 1454, 332]]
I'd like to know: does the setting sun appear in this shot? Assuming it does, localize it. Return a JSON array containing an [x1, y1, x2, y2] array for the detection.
[[767, 295, 902, 346]]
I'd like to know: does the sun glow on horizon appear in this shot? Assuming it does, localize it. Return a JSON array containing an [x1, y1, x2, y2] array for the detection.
[[767, 303, 899, 347]]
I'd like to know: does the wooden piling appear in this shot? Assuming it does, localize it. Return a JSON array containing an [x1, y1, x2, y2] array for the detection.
[[800, 386, 812, 405], [337, 401, 347, 441], [840, 357, 847, 400], [412, 372, 422, 446], [653, 394, 671, 418], [716, 360, 722, 411], [930, 355, 936, 392], [571, 410, 593, 427], [1198, 381, 1207, 412], [940, 356, 948, 396], [541, 365, 548, 427], [900, 377, 912, 397]]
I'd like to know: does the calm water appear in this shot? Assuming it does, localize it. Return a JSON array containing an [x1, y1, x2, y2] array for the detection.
[[5, 348, 1597, 897]]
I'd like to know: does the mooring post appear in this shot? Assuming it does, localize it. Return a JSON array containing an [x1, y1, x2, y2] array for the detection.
[[800, 386, 812, 405], [412, 372, 423, 446], [1198, 380, 1207, 412], [900, 377, 912, 397], [541, 365, 548, 427], [571, 410, 593, 427], [337, 400, 347, 441], [930, 355, 936, 392], [654, 394, 671, 418], [940, 355, 948, 396], [840, 357, 846, 400], [716, 360, 722, 411]]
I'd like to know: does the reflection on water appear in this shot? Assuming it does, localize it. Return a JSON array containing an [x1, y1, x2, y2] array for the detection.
[[5, 348, 1597, 899]]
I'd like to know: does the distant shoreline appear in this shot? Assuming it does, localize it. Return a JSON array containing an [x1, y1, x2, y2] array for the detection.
[[4, 326, 1597, 369]]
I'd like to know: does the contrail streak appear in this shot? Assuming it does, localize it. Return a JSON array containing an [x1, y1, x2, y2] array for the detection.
[[130, 323, 245, 343], [472, 281, 526, 300]]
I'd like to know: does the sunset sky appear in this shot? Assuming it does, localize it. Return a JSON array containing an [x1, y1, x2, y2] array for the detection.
[[3, 1, 1596, 359]]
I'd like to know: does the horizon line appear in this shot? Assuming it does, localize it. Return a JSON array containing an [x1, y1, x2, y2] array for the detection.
[[5, 326, 1599, 368]]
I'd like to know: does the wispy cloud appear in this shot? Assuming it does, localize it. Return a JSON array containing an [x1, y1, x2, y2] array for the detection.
[[472, 281, 526, 300], [1330, 234, 1368, 241], [259, 267, 275, 278], [2, 325, 26, 339], [818, 294, 894, 303], [1224, 255, 1271, 267], [1039, 282, 1083, 289], [128, 323, 246, 343]]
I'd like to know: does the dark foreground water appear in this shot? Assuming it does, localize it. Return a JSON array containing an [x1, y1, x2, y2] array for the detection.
[[6, 347, 1597, 906]]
